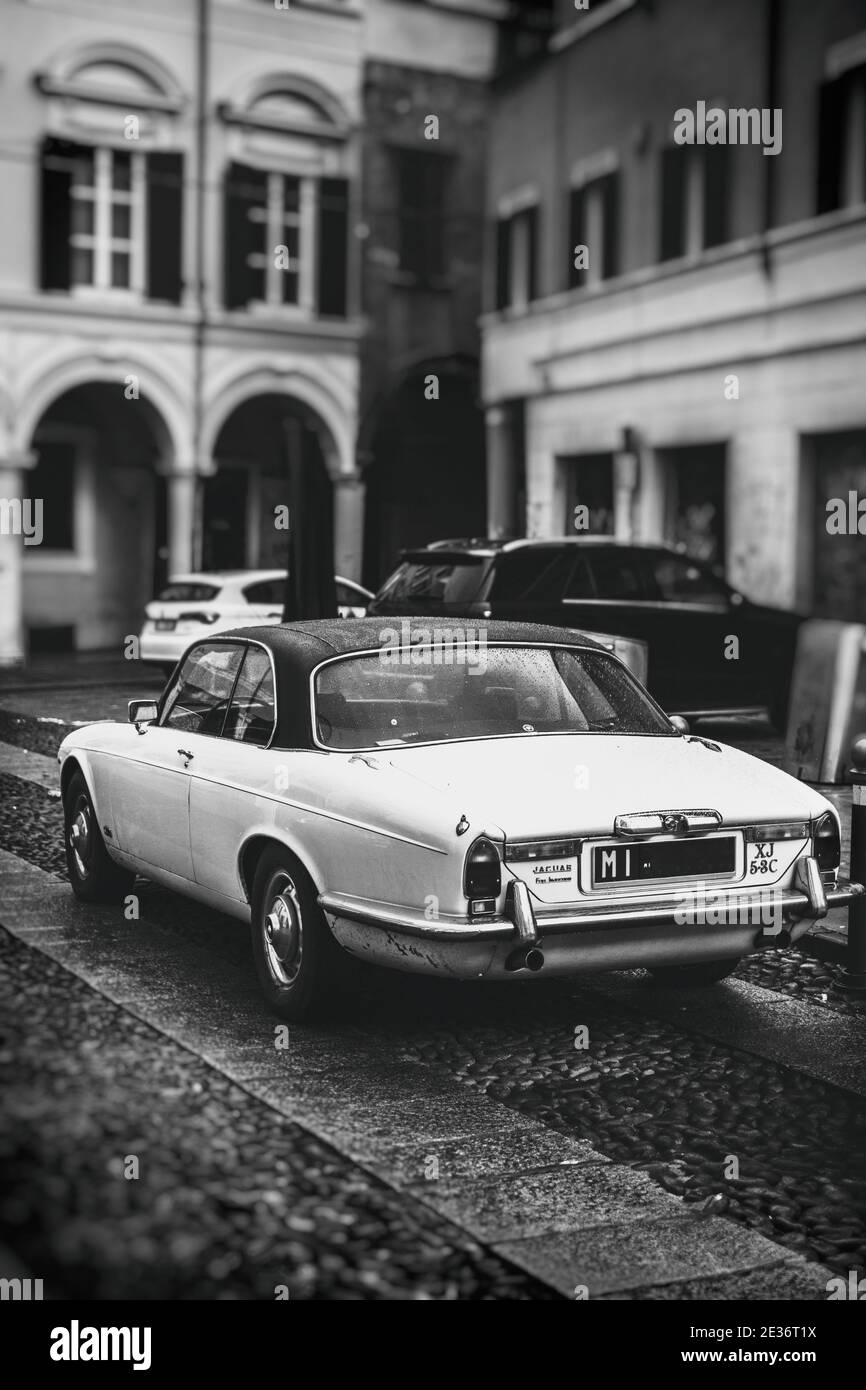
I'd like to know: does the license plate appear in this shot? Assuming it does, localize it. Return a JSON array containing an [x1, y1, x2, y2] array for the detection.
[[155, 619, 176, 631], [592, 837, 736, 886]]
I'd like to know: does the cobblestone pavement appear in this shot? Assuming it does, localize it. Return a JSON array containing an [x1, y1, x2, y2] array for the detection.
[[0, 683, 864, 1300], [0, 927, 555, 1301]]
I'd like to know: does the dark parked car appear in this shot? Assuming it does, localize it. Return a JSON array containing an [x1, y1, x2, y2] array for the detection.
[[367, 539, 802, 728]]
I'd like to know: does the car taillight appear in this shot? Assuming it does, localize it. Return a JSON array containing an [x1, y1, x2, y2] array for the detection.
[[179, 612, 220, 624], [464, 837, 501, 914], [813, 812, 840, 872]]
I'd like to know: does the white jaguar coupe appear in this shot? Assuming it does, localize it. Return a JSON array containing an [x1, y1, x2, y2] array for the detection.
[[58, 619, 861, 1020]]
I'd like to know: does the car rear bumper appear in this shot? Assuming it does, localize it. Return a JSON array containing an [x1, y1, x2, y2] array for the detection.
[[321, 864, 864, 981]]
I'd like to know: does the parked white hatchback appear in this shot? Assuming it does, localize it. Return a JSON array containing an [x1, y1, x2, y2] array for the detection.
[[139, 570, 372, 669]]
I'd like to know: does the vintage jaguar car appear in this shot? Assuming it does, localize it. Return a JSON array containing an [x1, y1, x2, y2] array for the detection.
[[57, 618, 862, 1021]]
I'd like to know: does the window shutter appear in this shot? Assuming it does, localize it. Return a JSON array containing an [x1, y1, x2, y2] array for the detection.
[[495, 216, 511, 309], [702, 146, 728, 248], [526, 204, 538, 301], [316, 176, 349, 317], [601, 171, 620, 278], [816, 77, 846, 214], [224, 162, 267, 309], [146, 151, 183, 303], [660, 144, 688, 261], [568, 185, 586, 289], [40, 137, 79, 291]]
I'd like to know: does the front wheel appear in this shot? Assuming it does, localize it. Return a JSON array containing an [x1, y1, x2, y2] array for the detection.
[[64, 770, 135, 903], [250, 848, 341, 1022], [648, 958, 741, 987]]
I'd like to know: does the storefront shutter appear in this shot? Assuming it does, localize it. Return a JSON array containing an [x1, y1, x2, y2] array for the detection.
[[702, 145, 729, 248], [495, 216, 511, 308], [146, 151, 184, 303], [660, 144, 688, 260], [224, 162, 267, 309], [526, 203, 538, 301], [316, 176, 349, 317], [39, 137, 81, 291], [816, 77, 847, 214], [601, 170, 620, 278], [568, 185, 586, 288]]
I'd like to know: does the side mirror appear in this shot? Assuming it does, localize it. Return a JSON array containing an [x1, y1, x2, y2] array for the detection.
[[128, 699, 158, 728], [669, 714, 690, 735]]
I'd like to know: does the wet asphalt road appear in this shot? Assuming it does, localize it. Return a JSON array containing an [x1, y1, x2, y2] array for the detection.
[[0, 686, 864, 1300]]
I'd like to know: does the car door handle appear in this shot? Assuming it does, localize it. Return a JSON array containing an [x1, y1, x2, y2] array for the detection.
[[177, 748, 194, 763]]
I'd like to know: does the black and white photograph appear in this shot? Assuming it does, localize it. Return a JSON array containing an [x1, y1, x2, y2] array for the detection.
[[0, 0, 865, 1351]]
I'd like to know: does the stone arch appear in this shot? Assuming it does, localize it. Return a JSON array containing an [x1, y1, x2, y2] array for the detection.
[[227, 70, 351, 129], [13, 351, 188, 467], [202, 366, 354, 481], [36, 40, 185, 108]]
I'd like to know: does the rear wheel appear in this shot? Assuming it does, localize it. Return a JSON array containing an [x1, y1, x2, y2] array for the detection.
[[63, 770, 135, 903], [649, 958, 741, 987], [250, 847, 341, 1021]]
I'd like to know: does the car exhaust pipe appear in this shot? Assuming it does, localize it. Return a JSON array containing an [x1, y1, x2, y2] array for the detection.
[[504, 880, 544, 971], [508, 879, 539, 945], [504, 944, 546, 973]]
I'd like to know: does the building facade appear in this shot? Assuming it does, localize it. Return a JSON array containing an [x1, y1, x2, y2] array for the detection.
[[0, 0, 364, 661], [482, 0, 866, 618], [357, 0, 548, 587]]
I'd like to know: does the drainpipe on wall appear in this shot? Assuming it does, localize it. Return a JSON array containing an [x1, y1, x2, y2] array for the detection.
[[613, 429, 640, 543], [191, 0, 209, 569], [761, 0, 781, 279]]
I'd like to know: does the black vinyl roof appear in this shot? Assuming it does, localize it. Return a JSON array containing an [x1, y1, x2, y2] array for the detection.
[[220, 617, 609, 749]]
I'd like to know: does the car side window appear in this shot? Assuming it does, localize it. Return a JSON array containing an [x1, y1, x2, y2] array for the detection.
[[222, 646, 276, 746], [489, 550, 574, 603], [651, 556, 729, 605], [243, 579, 284, 606], [584, 550, 648, 601], [161, 644, 245, 736], [562, 555, 595, 600]]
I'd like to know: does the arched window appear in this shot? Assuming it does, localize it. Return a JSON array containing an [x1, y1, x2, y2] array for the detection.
[[220, 76, 353, 319], [36, 45, 185, 303]]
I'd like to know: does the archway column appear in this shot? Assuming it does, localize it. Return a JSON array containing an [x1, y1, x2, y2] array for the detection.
[[0, 450, 37, 665], [334, 472, 365, 583], [486, 405, 518, 539], [161, 464, 214, 578]]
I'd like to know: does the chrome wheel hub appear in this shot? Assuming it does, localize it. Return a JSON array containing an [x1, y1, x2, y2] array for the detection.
[[70, 802, 92, 877], [263, 875, 303, 986]]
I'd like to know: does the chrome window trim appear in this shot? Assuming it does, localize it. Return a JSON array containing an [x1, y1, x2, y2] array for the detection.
[[308, 640, 676, 753], [561, 598, 731, 613], [158, 637, 279, 750]]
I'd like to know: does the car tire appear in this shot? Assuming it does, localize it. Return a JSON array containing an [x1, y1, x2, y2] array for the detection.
[[251, 846, 341, 1022], [649, 958, 740, 987], [64, 769, 135, 903]]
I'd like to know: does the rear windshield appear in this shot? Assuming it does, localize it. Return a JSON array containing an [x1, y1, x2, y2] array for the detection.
[[314, 645, 673, 750], [157, 582, 221, 603], [376, 559, 488, 604]]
